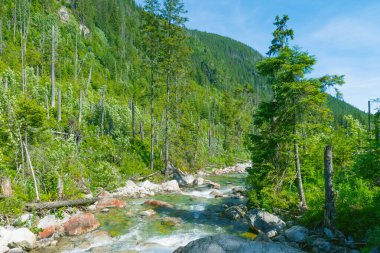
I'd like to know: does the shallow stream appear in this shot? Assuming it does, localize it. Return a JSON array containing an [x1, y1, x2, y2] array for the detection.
[[37, 173, 249, 253]]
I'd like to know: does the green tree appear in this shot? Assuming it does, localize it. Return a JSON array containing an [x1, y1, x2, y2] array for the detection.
[[160, 0, 189, 180], [141, 0, 161, 171], [250, 15, 343, 210]]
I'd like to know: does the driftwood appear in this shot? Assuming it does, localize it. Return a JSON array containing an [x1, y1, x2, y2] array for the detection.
[[136, 171, 159, 181], [24, 197, 99, 211]]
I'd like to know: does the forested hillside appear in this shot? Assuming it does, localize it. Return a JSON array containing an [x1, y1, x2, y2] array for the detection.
[[0, 0, 262, 208], [0, 1, 375, 246]]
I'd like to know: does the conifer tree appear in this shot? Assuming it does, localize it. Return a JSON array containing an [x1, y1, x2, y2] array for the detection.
[[141, 0, 161, 171], [161, 0, 188, 180], [251, 15, 343, 210]]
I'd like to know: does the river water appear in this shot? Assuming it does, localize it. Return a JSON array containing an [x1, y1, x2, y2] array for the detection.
[[39, 173, 250, 253]]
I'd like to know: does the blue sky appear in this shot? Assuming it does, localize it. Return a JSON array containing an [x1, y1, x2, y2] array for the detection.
[[135, 0, 380, 111]]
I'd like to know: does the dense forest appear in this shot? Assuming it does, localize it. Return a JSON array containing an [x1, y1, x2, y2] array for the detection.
[[0, 0, 378, 251]]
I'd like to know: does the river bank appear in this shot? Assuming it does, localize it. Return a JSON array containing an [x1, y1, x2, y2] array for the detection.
[[0, 164, 250, 253]]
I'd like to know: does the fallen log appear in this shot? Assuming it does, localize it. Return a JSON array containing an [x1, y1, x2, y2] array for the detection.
[[136, 171, 160, 181], [24, 197, 100, 211]]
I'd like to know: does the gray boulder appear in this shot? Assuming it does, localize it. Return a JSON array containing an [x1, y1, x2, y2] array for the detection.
[[246, 209, 286, 237], [223, 205, 247, 220], [172, 168, 194, 187], [285, 226, 308, 243], [173, 234, 305, 253], [0, 227, 36, 250]]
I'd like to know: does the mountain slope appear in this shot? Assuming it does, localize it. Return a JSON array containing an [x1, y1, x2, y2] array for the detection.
[[0, 0, 366, 207]]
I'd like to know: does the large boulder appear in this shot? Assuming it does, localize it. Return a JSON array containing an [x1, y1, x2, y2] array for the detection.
[[173, 168, 195, 187], [174, 234, 305, 253], [246, 209, 286, 238], [139, 180, 161, 192], [161, 180, 180, 192], [63, 213, 100, 236], [285, 226, 308, 243], [223, 205, 247, 220], [37, 213, 70, 229], [0, 227, 36, 250]]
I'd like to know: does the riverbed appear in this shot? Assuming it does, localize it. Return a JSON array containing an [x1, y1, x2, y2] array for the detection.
[[36, 173, 249, 253]]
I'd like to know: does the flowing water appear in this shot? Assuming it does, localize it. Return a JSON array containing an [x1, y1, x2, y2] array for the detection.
[[39, 173, 250, 253]]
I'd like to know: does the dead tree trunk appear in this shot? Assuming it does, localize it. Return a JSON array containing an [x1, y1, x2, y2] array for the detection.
[[324, 144, 336, 229], [100, 89, 105, 135], [0, 19, 3, 54], [74, 33, 78, 83], [294, 140, 307, 210], [57, 88, 61, 122], [25, 198, 99, 211], [140, 121, 144, 141], [51, 25, 56, 107], [85, 65, 92, 95], [23, 141, 40, 201], [57, 176, 63, 199], [79, 90, 82, 125]]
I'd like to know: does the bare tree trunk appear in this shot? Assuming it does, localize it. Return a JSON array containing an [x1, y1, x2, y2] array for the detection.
[[79, 90, 82, 125], [57, 176, 63, 199], [23, 141, 40, 201], [150, 67, 155, 170], [13, 5, 16, 43], [0, 19, 3, 54], [85, 65, 92, 95], [101, 89, 105, 135], [57, 88, 61, 122], [294, 140, 307, 210], [74, 33, 78, 83], [1, 177, 12, 197], [324, 144, 336, 229], [140, 121, 144, 141], [51, 25, 56, 107]]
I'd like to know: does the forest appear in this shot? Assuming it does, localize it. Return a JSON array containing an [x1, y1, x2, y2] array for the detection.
[[0, 0, 378, 252]]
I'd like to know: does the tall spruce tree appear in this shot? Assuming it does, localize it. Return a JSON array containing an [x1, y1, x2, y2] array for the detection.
[[141, 0, 161, 171], [161, 0, 189, 180], [250, 15, 343, 210]]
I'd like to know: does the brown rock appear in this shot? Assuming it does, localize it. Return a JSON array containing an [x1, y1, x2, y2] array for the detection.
[[63, 213, 100, 236], [96, 198, 127, 209], [38, 225, 63, 239], [144, 200, 174, 208]]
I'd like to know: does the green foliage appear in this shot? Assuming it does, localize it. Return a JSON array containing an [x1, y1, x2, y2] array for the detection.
[[248, 16, 379, 248]]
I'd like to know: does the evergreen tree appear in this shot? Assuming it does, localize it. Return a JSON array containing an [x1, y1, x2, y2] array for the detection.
[[160, 0, 189, 180], [141, 0, 162, 171], [250, 15, 343, 210]]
